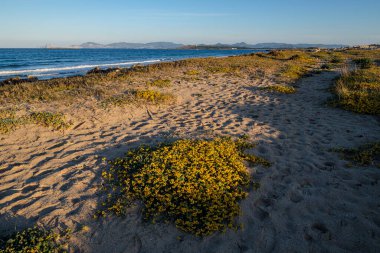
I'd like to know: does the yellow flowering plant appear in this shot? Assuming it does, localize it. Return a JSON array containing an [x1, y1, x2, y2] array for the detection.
[[100, 137, 270, 236]]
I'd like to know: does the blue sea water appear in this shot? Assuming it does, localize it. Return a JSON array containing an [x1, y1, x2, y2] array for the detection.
[[0, 49, 263, 81]]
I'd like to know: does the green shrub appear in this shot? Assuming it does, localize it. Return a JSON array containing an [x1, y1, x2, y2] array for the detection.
[[147, 79, 172, 88], [0, 227, 69, 253], [100, 137, 269, 236], [332, 142, 380, 168], [29, 112, 72, 131], [185, 70, 200, 76], [260, 85, 296, 94], [0, 111, 71, 134], [101, 94, 133, 108], [353, 58, 374, 69], [133, 89, 175, 104], [0, 118, 25, 134], [0, 109, 22, 134], [280, 65, 306, 81], [332, 66, 380, 114], [321, 64, 331, 70], [101, 90, 175, 108], [331, 56, 344, 63]]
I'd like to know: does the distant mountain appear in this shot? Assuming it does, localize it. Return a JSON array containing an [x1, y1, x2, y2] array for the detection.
[[71, 41, 347, 49], [79, 42, 105, 48], [76, 42, 183, 49], [180, 42, 347, 50], [251, 43, 347, 49]]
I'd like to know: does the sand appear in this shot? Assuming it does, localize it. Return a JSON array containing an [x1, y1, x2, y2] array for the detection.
[[1, 71, 380, 252]]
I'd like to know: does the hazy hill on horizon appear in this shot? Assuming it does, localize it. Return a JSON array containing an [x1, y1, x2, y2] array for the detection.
[[72, 41, 348, 49]]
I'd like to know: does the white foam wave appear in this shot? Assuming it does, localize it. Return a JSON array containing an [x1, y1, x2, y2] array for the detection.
[[0, 59, 161, 76]]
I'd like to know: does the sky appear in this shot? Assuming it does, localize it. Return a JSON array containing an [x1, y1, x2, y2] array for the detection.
[[0, 0, 379, 47]]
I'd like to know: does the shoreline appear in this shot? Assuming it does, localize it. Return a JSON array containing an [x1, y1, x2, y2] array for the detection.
[[0, 49, 263, 82]]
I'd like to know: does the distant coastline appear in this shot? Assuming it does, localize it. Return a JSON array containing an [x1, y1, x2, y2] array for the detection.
[[41, 41, 349, 50]]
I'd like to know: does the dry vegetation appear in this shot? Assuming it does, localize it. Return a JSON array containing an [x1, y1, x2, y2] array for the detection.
[[332, 63, 380, 115]]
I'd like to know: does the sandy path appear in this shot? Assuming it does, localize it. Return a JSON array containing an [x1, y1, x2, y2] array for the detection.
[[1, 71, 379, 252]]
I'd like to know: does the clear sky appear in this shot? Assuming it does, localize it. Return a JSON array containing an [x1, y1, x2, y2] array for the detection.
[[1, 0, 379, 47]]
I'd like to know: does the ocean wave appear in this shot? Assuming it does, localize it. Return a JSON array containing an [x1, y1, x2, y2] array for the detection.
[[0, 59, 161, 76]]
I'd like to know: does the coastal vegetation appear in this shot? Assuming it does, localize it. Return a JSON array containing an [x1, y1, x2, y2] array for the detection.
[[1, 48, 380, 250], [100, 137, 269, 236], [101, 89, 175, 108], [332, 142, 380, 168], [331, 65, 380, 115], [1, 49, 379, 107], [0, 227, 69, 253], [0, 109, 71, 134], [260, 85, 297, 94]]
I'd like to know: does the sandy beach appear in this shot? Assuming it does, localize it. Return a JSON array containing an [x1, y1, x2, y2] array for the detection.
[[1, 50, 380, 252]]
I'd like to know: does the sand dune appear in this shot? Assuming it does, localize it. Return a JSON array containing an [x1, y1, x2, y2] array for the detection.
[[1, 71, 380, 252]]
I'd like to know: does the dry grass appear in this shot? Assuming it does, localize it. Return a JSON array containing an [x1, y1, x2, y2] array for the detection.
[[332, 66, 380, 115]]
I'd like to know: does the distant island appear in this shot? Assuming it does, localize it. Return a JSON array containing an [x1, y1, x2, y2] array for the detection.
[[44, 42, 348, 50]]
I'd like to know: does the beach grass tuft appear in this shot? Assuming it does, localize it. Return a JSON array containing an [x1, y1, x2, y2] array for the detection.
[[331, 65, 380, 115]]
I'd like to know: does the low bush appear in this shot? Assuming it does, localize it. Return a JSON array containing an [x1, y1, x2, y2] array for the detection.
[[133, 89, 175, 104], [280, 64, 307, 81], [331, 56, 344, 64], [0, 110, 71, 134], [29, 112, 72, 131], [184, 70, 200, 76], [101, 94, 133, 108], [353, 58, 374, 69], [332, 142, 380, 168], [0, 226, 69, 253], [100, 137, 269, 236], [260, 85, 296, 94], [321, 64, 331, 70]]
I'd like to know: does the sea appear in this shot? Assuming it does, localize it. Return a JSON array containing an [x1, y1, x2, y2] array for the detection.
[[0, 48, 263, 81]]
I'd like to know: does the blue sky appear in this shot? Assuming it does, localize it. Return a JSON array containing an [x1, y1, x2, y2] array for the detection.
[[1, 0, 379, 47]]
